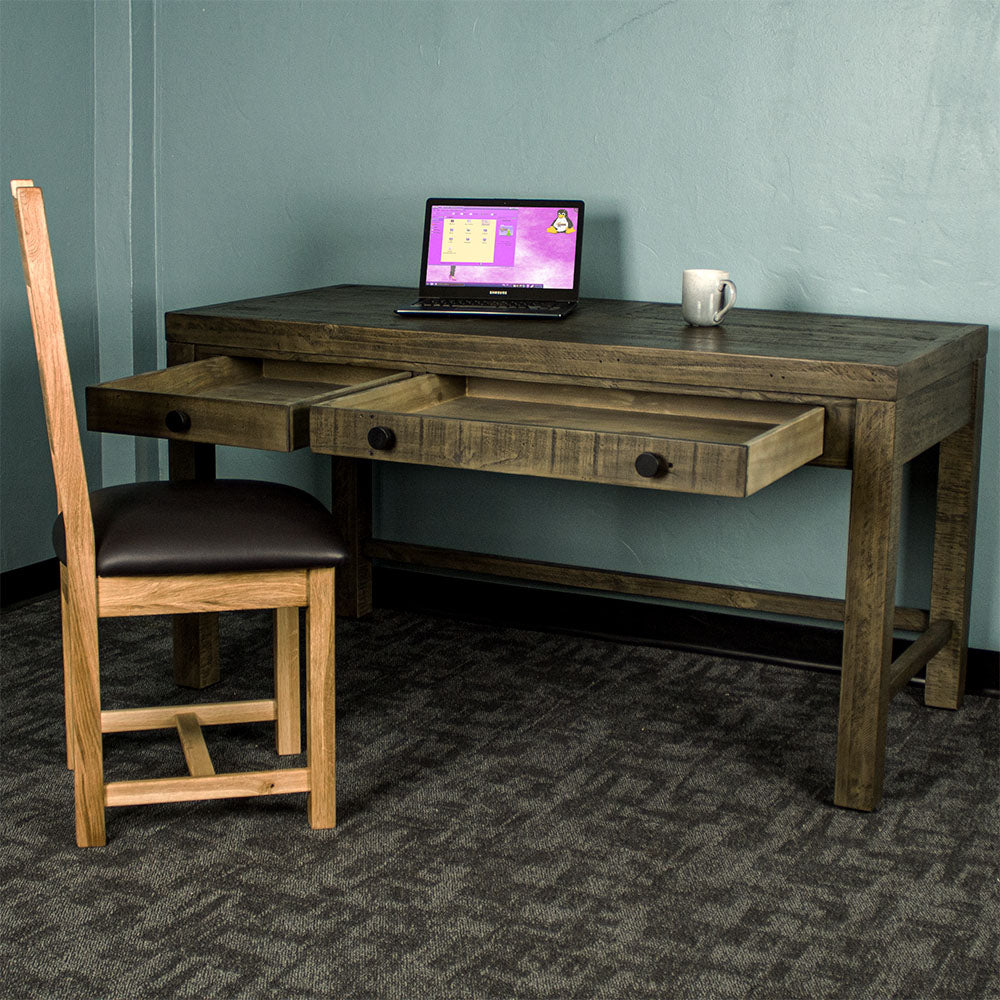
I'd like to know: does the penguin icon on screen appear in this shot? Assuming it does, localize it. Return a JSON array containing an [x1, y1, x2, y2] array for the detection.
[[547, 210, 575, 234]]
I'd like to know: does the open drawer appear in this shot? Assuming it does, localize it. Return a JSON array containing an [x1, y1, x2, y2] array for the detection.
[[87, 356, 410, 451], [310, 375, 825, 497]]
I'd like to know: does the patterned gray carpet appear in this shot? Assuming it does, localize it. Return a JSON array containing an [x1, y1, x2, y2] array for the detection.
[[1, 594, 997, 999]]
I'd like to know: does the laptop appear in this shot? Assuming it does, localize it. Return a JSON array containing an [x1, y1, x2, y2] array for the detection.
[[396, 197, 584, 319]]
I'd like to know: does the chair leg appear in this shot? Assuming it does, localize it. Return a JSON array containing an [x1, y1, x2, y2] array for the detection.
[[66, 592, 106, 847], [60, 565, 74, 770], [274, 606, 301, 755], [305, 568, 336, 829]]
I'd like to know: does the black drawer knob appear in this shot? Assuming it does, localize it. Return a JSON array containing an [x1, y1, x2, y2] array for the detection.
[[367, 426, 396, 451], [165, 409, 191, 433], [635, 451, 670, 478]]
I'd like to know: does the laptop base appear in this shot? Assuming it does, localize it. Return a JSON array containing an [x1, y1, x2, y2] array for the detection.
[[396, 300, 576, 319]]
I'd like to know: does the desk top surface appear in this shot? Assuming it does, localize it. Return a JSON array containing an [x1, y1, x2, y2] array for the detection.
[[166, 284, 987, 400]]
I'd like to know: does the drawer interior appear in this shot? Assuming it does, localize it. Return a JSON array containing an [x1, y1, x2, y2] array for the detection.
[[107, 356, 402, 405], [88, 356, 410, 450], [329, 375, 816, 441], [313, 374, 826, 496], [431, 399, 773, 440]]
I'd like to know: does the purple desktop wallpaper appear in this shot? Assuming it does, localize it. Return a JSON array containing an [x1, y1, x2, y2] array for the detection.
[[425, 205, 579, 289]]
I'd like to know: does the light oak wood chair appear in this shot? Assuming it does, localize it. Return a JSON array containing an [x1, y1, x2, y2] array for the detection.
[[11, 179, 346, 846]]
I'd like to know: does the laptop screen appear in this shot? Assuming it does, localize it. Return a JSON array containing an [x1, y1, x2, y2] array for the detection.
[[419, 198, 584, 299]]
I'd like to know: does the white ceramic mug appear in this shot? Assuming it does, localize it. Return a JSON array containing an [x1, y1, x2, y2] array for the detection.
[[682, 269, 737, 326]]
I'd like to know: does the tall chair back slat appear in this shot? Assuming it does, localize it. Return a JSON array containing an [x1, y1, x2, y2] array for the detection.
[[10, 181, 95, 573]]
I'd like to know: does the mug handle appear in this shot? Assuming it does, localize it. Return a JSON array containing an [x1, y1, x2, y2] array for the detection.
[[714, 279, 736, 323]]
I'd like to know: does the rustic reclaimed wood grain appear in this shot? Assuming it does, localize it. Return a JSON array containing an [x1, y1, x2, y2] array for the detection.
[[365, 540, 930, 632], [835, 399, 901, 811], [166, 285, 986, 399], [87, 356, 410, 451], [103, 281, 986, 813], [925, 360, 986, 709], [330, 456, 374, 617], [311, 374, 824, 497], [164, 344, 222, 690]]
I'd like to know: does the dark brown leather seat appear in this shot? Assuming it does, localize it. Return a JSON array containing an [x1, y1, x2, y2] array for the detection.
[[53, 480, 347, 577]]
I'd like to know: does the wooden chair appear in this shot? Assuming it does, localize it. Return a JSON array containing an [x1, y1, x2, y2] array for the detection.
[[11, 180, 346, 847]]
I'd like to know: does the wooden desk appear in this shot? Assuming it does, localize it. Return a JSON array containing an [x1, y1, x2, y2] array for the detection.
[[88, 285, 988, 811]]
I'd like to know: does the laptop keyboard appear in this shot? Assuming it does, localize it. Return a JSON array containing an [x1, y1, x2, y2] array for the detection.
[[423, 298, 566, 312]]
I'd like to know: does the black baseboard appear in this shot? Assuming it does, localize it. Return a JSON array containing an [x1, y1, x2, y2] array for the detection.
[[0, 558, 59, 610], [374, 566, 1000, 698], [4, 557, 996, 696]]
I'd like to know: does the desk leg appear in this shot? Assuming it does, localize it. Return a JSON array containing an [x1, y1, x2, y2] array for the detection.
[[925, 361, 985, 709], [331, 456, 373, 617], [835, 399, 901, 811], [169, 439, 221, 689]]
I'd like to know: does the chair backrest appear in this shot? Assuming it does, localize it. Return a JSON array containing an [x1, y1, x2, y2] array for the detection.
[[11, 180, 95, 574]]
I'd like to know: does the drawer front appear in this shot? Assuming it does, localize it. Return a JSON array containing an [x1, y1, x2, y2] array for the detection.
[[310, 375, 825, 497], [87, 356, 410, 451]]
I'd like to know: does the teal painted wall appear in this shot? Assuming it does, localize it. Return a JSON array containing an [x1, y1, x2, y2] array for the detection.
[[2, 1, 997, 652], [1, 0, 100, 570]]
